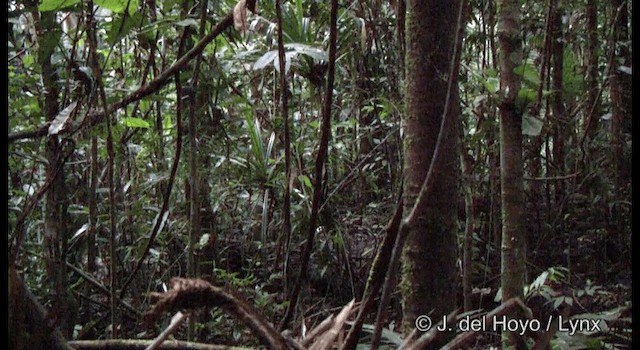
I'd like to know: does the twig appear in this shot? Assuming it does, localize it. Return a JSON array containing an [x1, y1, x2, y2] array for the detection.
[[145, 312, 189, 350], [145, 278, 289, 350]]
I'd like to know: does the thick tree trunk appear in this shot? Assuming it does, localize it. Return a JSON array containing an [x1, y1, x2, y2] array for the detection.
[[9, 265, 74, 350], [497, 0, 527, 348], [401, 0, 459, 337]]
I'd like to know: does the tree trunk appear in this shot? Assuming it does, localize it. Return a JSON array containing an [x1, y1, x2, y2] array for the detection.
[[609, 0, 632, 194], [497, 0, 527, 348], [33, 6, 77, 339], [400, 0, 459, 338], [583, 0, 600, 138]]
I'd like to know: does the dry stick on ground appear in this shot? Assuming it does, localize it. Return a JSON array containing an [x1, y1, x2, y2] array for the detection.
[[69, 340, 251, 350], [440, 297, 532, 350], [146, 312, 189, 350], [530, 304, 571, 350], [308, 300, 356, 350], [279, 0, 339, 331], [400, 308, 460, 350], [370, 0, 467, 348], [144, 277, 289, 350]]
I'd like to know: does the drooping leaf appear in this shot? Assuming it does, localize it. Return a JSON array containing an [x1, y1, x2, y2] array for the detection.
[[530, 270, 549, 290], [253, 50, 278, 70], [233, 0, 248, 35], [517, 87, 537, 105], [522, 115, 543, 136], [123, 117, 150, 128], [284, 43, 328, 62], [175, 18, 199, 28], [38, 0, 80, 12], [273, 52, 294, 74], [197, 234, 211, 249], [618, 65, 632, 75], [48, 101, 78, 135]]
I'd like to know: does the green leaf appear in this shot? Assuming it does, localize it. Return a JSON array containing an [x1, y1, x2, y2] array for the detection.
[[22, 54, 34, 68], [95, 0, 139, 14], [123, 117, 150, 128], [483, 77, 499, 94], [38, 0, 80, 11], [107, 12, 142, 45], [298, 175, 312, 190], [38, 28, 62, 65], [517, 87, 537, 103], [522, 115, 543, 136], [514, 63, 540, 87]]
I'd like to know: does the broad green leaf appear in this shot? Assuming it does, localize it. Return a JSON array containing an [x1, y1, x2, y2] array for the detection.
[[123, 117, 150, 128], [517, 87, 537, 104], [95, 0, 139, 14], [22, 54, 34, 68], [38, 0, 80, 11], [514, 63, 540, 87], [108, 12, 142, 45], [483, 77, 499, 94]]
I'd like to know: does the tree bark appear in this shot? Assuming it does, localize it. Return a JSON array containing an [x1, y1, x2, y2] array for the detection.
[[30, 5, 77, 339], [583, 0, 600, 138], [497, 0, 527, 348], [609, 0, 632, 194], [401, 0, 460, 340]]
